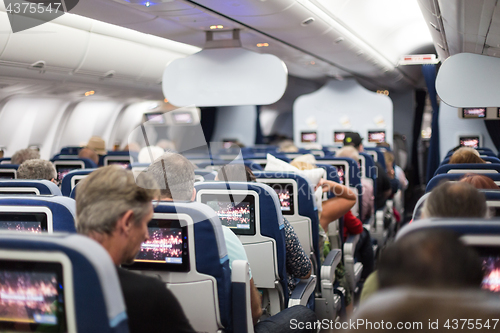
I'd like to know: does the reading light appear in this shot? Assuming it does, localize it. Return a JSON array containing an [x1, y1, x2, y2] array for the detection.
[[145, 1, 150, 6], [164, 98, 169, 103], [256, 43, 269, 47], [210, 25, 224, 30], [84, 91, 95, 97]]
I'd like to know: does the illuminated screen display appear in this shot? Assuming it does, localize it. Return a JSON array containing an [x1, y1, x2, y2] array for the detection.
[[265, 183, 294, 216], [459, 136, 480, 148], [334, 132, 345, 143], [173, 112, 193, 124], [463, 108, 486, 118], [222, 139, 237, 149], [368, 131, 386, 143], [201, 194, 256, 235], [475, 247, 500, 293], [301, 132, 317, 143], [0, 171, 15, 179], [56, 165, 82, 182], [144, 112, 165, 124], [332, 164, 346, 185], [107, 160, 130, 168], [0, 261, 66, 331], [129, 219, 189, 272], [0, 213, 47, 233]]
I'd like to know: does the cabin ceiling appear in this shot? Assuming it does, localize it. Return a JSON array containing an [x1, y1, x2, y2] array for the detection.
[[70, 0, 436, 92]]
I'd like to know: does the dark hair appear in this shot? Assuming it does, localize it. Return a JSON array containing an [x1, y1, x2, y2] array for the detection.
[[423, 181, 487, 218], [217, 165, 256, 182], [460, 173, 500, 190], [378, 229, 483, 289]]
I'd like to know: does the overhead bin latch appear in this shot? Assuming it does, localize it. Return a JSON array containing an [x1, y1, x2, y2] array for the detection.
[[204, 29, 242, 49]]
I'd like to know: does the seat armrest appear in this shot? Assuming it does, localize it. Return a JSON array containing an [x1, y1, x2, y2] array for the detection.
[[320, 249, 341, 284], [288, 276, 317, 307], [232, 260, 254, 333], [344, 234, 360, 256]]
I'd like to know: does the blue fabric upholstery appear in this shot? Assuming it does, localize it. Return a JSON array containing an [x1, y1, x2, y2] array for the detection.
[[0, 196, 76, 232], [0, 233, 128, 333], [434, 164, 500, 177], [253, 171, 321, 277], [0, 158, 12, 163], [153, 201, 232, 330], [0, 164, 19, 179], [364, 148, 387, 170], [194, 181, 289, 303], [426, 173, 500, 193], [194, 169, 217, 181], [51, 157, 98, 169], [317, 164, 339, 199], [0, 179, 61, 195], [61, 169, 96, 196]]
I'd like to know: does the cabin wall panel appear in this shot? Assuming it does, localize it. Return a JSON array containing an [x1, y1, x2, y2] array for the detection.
[[211, 105, 257, 147], [293, 79, 393, 148], [438, 103, 497, 160], [0, 97, 70, 159]]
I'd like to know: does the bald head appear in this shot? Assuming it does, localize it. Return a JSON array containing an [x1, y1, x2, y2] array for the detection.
[[423, 181, 487, 219]]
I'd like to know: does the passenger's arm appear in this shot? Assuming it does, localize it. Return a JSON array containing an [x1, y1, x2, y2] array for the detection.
[[319, 179, 357, 230], [250, 278, 262, 325]]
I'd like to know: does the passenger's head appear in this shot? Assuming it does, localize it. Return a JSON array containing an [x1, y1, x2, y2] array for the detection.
[[86, 136, 107, 156], [290, 160, 316, 171], [449, 147, 485, 164], [422, 181, 487, 219], [11, 148, 40, 165], [78, 148, 99, 165], [146, 152, 195, 201], [278, 140, 298, 153], [17, 159, 56, 182], [378, 229, 483, 290], [335, 146, 360, 161], [343, 132, 363, 151], [291, 154, 317, 167], [460, 173, 500, 190], [216, 165, 256, 182], [75, 166, 159, 265]]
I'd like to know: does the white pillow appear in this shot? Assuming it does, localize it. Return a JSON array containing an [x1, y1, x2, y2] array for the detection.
[[264, 153, 326, 186]]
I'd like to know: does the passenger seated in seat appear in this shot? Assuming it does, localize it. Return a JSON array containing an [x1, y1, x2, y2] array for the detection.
[[17, 159, 57, 184], [78, 147, 99, 165], [75, 166, 196, 333], [85, 136, 107, 157], [145, 153, 317, 332], [216, 165, 312, 296], [11, 148, 40, 165], [460, 173, 500, 190], [378, 229, 483, 290], [343, 132, 392, 210], [449, 147, 485, 164], [422, 182, 487, 219]]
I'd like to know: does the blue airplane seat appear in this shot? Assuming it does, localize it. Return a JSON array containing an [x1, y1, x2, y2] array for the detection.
[[59, 146, 83, 155], [0, 164, 19, 179], [194, 169, 217, 181], [51, 157, 98, 169], [434, 164, 500, 177], [61, 169, 96, 196], [194, 181, 290, 310], [364, 147, 387, 171], [0, 157, 12, 164], [0, 179, 61, 195], [102, 151, 138, 166], [441, 156, 500, 165], [426, 173, 500, 193], [0, 233, 128, 333]]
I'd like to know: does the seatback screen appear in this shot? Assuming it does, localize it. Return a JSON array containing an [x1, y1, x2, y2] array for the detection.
[[334, 132, 345, 143], [459, 136, 480, 148], [368, 131, 386, 143], [0, 213, 47, 233], [332, 164, 346, 185], [173, 112, 194, 124], [463, 108, 486, 118], [201, 193, 256, 235], [107, 160, 130, 168], [301, 132, 317, 143], [0, 171, 15, 179], [474, 247, 500, 293], [56, 165, 82, 182], [129, 219, 189, 272], [0, 260, 66, 332], [144, 112, 165, 124], [264, 183, 294, 216]]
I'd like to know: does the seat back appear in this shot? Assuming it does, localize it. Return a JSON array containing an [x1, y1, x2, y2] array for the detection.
[[434, 163, 500, 176], [0, 195, 76, 232], [0, 164, 18, 179], [364, 147, 387, 170], [194, 169, 218, 181], [253, 171, 320, 277], [61, 169, 96, 196], [426, 173, 500, 192], [195, 181, 288, 313], [103, 152, 135, 168], [124, 201, 233, 332], [52, 158, 97, 181], [0, 179, 61, 196], [59, 146, 83, 155], [0, 233, 128, 333], [441, 156, 500, 165]]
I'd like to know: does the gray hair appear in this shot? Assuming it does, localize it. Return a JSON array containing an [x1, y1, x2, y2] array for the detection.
[[336, 146, 360, 161], [145, 152, 195, 200], [11, 148, 40, 165], [17, 159, 56, 181], [76, 166, 159, 236]]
